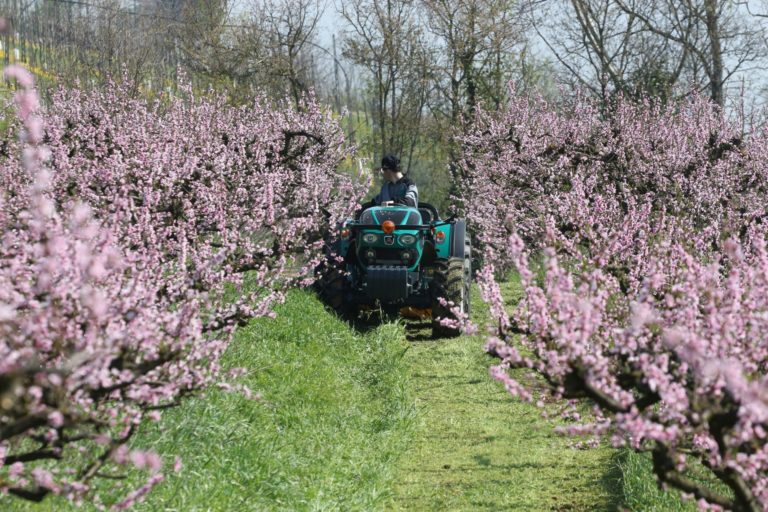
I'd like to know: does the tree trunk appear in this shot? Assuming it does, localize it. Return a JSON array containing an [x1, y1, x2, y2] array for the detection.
[[704, 0, 724, 107]]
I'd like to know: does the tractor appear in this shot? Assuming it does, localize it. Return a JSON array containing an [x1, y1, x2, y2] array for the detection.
[[315, 202, 472, 337]]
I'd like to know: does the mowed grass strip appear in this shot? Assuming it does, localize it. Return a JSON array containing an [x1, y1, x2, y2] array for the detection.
[[7, 289, 414, 512], [390, 280, 622, 511]]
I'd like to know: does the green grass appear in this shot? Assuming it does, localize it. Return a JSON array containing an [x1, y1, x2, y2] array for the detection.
[[389, 280, 622, 511], [4, 272, 706, 511], [618, 449, 697, 511], [618, 448, 735, 511], [5, 289, 414, 511]]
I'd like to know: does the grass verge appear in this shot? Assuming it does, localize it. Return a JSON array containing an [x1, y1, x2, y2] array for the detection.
[[618, 448, 734, 511], [6, 289, 414, 511], [618, 449, 696, 511]]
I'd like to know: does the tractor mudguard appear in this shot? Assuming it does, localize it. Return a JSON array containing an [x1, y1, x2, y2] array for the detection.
[[449, 220, 467, 259]]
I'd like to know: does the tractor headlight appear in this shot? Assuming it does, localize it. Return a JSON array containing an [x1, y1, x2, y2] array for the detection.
[[398, 234, 417, 245], [362, 233, 379, 244], [365, 249, 377, 261], [401, 250, 415, 263]]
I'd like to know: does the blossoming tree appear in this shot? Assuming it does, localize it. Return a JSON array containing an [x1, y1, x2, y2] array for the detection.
[[0, 65, 364, 508], [459, 91, 768, 511]]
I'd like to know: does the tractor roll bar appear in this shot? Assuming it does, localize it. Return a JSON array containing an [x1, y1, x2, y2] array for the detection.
[[349, 221, 454, 231]]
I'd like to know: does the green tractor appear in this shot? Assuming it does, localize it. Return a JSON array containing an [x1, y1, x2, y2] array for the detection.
[[316, 202, 472, 337]]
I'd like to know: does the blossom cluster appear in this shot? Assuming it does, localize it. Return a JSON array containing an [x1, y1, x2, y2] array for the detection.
[[0, 67, 363, 507], [459, 92, 768, 511], [457, 92, 767, 276]]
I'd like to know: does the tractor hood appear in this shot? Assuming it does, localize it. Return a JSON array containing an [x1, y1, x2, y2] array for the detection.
[[358, 206, 422, 226]]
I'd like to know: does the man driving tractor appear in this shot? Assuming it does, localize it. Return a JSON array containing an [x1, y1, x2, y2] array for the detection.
[[315, 151, 470, 337], [373, 154, 418, 208]]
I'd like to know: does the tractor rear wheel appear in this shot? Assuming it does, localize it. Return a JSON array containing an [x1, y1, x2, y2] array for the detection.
[[431, 257, 469, 338]]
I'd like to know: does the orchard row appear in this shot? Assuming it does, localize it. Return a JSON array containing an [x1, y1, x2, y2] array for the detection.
[[460, 92, 768, 511], [0, 66, 366, 508], [4, 65, 768, 511]]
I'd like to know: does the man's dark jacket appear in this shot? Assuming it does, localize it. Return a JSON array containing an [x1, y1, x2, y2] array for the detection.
[[373, 177, 418, 207]]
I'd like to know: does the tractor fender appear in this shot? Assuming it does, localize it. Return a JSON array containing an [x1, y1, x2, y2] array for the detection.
[[449, 220, 467, 259]]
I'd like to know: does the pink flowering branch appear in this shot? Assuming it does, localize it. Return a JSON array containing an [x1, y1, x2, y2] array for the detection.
[[435, 297, 478, 335], [0, 65, 365, 506], [481, 235, 768, 511], [462, 91, 768, 511]]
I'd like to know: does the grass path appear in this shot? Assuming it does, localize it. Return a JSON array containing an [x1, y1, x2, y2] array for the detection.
[[389, 286, 622, 511], [5, 290, 415, 512], [4, 287, 632, 511]]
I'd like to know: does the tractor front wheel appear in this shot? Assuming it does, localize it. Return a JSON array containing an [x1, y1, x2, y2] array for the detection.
[[314, 246, 356, 321], [431, 257, 469, 338]]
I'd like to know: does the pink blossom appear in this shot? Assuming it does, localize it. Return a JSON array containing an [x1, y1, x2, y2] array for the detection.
[[144, 452, 162, 473], [8, 462, 24, 478], [629, 302, 654, 331], [1, 64, 362, 506], [112, 445, 130, 465], [31, 468, 58, 493], [3, 65, 34, 89], [0, 303, 15, 322], [465, 90, 768, 509], [48, 411, 64, 428]]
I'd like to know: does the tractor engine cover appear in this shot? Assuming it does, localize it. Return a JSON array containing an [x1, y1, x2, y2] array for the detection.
[[365, 265, 409, 302]]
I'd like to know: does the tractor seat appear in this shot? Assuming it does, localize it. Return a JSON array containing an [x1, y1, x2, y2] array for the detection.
[[418, 202, 440, 223]]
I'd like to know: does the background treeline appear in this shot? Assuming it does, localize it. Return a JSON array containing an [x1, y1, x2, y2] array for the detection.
[[3, 0, 768, 210]]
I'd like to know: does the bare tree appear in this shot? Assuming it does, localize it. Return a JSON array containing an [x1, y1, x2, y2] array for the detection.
[[525, 0, 673, 101], [338, 0, 433, 170], [84, 0, 162, 89], [261, 0, 325, 107], [3, 0, 175, 94], [526, 0, 766, 106], [169, 0, 328, 106], [613, 0, 764, 106], [171, 0, 248, 86], [422, 0, 526, 124]]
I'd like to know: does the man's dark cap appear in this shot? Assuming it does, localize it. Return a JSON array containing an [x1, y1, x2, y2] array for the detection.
[[381, 154, 400, 171]]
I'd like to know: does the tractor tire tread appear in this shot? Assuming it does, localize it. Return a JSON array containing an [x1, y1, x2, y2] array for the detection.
[[432, 257, 469, 338], [315, 258, 355, 320]]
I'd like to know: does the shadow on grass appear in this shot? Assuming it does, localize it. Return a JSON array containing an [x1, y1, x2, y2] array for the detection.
[[312, 288, 442, 341], [603, 450, 629, 511], [404, 319, 436, 341], [348, 308, 403, 334]]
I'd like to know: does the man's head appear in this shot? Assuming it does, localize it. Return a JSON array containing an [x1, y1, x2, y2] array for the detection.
[[380, 154, 402, 183]]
